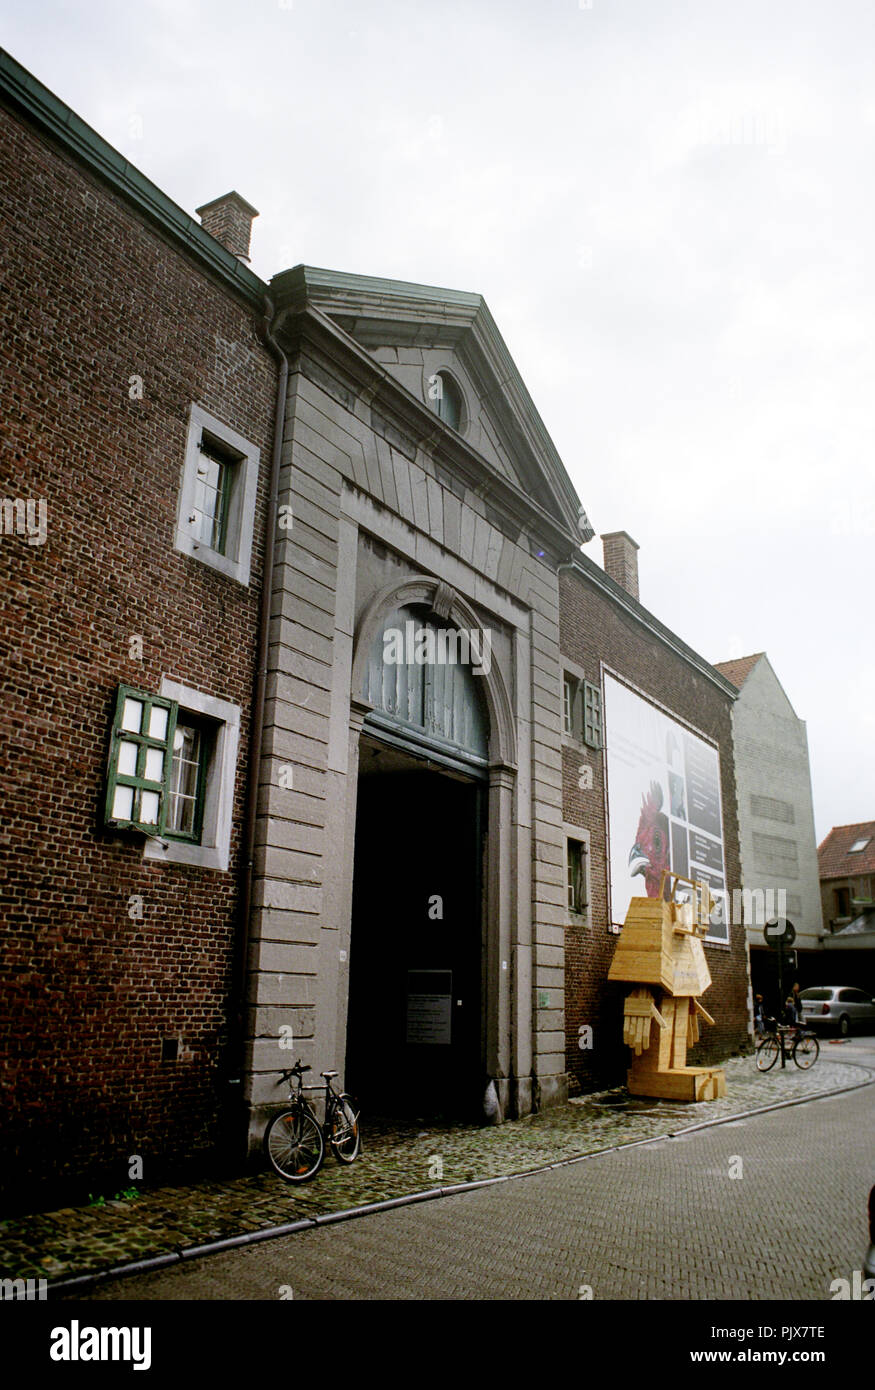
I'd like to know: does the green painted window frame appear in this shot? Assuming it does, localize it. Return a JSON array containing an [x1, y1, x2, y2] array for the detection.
[[583, 681, 602, 749], [104, 685, 178, 835]]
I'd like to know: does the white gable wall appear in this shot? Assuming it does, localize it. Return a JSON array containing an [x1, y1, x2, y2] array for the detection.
[[731, 656, 823, 952]]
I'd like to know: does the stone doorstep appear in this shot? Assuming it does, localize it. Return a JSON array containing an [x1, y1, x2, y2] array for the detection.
[[0, 1057, 870, 1287]]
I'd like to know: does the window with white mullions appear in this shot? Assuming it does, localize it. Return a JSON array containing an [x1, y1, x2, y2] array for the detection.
[[563, 675, 576, 736], [174, 405, 260, 585], [193, 438, 235, 553], [166, 721, 208, 840]]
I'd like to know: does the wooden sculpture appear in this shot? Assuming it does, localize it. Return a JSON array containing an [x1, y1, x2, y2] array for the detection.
[[608, 870, 726, 1102]]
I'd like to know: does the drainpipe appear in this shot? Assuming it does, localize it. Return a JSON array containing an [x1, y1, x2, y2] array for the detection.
[[228, 297, 288, 1123]]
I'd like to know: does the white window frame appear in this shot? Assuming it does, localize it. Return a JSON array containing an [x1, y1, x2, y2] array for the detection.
[[143, 678, 240, 871], [174, 404, 259, 586], [560, 660, 585, 748]]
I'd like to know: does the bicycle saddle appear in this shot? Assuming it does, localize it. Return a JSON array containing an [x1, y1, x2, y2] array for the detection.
[[321, 1069, 338, 1079]]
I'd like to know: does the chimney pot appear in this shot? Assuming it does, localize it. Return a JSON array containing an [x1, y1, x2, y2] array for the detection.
[[601, 530, 640, 600], [195, 191, 259, 263]]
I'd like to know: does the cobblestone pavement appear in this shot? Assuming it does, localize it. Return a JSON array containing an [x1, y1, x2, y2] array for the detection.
[[79, 1080, 875, 1302], [1, 1052, 869, 1287]]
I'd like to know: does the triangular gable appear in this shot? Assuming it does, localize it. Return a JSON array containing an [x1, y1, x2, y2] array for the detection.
[[280, 265, 591, 543]]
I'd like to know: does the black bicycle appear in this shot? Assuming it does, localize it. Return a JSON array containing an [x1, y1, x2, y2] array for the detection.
[[264, 1060, 361, 1182], [756, 1019, 820, 1072]]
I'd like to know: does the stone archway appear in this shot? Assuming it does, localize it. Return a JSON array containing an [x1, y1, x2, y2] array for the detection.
[[345, 576, 519, 1118]]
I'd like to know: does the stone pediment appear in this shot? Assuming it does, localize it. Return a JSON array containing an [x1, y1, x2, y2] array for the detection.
[[271, 265, 593, 546]]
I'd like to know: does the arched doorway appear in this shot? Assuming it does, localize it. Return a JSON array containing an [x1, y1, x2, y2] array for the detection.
[[345, 599, 492, 1120]]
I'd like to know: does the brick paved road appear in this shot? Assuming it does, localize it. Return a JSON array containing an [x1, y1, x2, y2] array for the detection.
[[77, 1079, 874, 1301]]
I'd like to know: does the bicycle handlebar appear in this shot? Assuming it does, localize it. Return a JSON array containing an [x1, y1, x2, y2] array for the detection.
[[275, 1059, 311, 1084]]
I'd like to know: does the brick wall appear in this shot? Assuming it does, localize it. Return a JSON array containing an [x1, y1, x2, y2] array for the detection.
[[559, 569, 749, 1094], [0, 103, 277, 1205]]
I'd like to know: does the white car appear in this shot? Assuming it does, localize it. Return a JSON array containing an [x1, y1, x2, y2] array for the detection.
[[798, 986, 875, 1037]]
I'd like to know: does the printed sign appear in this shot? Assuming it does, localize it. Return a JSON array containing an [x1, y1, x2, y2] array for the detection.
[[604, 674, 729, 942], [406, 970, 452, 1045]]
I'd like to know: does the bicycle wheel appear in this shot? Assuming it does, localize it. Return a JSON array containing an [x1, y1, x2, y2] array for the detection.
[[792, 1034, 819, 1070], [329, 1094, 361, 1164], [756, 1036, 780, 1072], [264, 1107, 325, 1181]]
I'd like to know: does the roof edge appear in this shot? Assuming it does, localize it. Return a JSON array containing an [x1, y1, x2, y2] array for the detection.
[[566, 552, 739, 699], [0, 49, 267, 306]]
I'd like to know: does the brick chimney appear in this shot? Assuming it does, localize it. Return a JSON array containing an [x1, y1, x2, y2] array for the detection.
[[195, 191, 259, 263], [602, 531, 640, 600]]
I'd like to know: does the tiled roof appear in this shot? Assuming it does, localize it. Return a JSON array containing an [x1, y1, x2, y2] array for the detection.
[[817, 822, 875, 879], [712, 652, 765, 689]]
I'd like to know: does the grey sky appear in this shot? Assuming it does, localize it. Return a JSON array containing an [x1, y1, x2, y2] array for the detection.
[[4, 0, 873, 841]]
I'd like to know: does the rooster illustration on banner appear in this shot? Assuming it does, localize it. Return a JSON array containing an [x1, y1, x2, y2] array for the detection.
[[628, 780, 670, 897]]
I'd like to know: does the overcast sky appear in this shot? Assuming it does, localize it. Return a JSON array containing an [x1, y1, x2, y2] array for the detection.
[[4, 0, 873, 843]]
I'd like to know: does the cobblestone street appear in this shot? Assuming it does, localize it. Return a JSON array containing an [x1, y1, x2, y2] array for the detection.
[[71, 1069, 875, 1302], [2, 1049, 869, 1289]]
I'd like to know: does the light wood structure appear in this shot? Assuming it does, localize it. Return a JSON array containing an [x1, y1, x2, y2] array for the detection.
[[608, 873, 727, 1102]]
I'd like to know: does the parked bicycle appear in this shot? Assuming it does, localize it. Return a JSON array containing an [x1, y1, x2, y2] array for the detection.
[[264, 1060, 361, 1182], [755, 1018, 819, 1072]]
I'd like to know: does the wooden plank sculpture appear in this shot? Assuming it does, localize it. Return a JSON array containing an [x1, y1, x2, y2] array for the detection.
[[608, 870, 727, 1102]]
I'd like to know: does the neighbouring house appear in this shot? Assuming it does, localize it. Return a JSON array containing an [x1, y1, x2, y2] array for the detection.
[[0, 48, 752, 1206], [712, 652, 822, 999], [816, 823, 875, 993]]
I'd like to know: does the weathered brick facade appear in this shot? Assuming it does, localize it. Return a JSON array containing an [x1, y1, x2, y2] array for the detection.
[[559, 564, 750, 1094], [1, 50, 753, 1207], [0, 85, 277, 1205]]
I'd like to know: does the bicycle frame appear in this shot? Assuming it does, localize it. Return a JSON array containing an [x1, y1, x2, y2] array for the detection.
[[757, 1020, 817, 1071], [281, 1069, 354, 1144]]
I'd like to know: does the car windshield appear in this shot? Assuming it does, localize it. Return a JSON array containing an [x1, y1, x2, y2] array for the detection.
[[799, 989, 833, 1000]]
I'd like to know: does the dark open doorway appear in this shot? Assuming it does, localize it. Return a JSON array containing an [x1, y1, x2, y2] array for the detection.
[[345, 736, 486, 1121]]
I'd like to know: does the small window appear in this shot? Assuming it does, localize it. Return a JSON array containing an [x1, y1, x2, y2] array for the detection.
[[834, 887, 851, 917], [848, 837, 871, 853], [563, 675, 577, 736], [192, 435, 237, 554], [583, 681, 602, 749], [430, 371, 464, 432], [175, 405, 260, 586], [567, 837, 589, 916], [106, 681, 240, 871]]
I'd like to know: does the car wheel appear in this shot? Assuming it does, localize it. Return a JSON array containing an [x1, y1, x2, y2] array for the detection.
[[838, 1014, 850, 1038]]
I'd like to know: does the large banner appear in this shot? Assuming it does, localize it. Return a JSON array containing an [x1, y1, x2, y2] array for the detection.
[[603, 673, 729, 942]]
